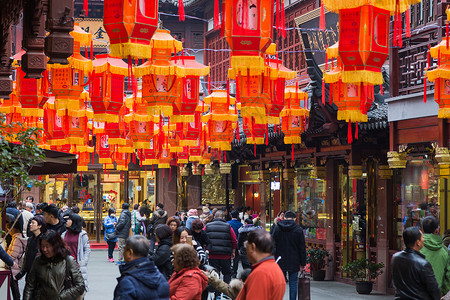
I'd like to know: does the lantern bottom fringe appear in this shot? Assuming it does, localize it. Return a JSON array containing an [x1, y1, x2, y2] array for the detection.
[[280, 109, 309, 118], [149, 106, 173, 117], [93, 63, 130, 77], [268, 67, 297, 80], [438, 109, 450, 118], [284, 136, 302, 144], [177, 159, 189, 164], [210, 141, 232, 151], [203, 94, 236, 105], [200, 159, 211, 165], [169, 146, 184, 153], [104, 164, 115, 170], [108, 138, 126, 146], [93, 127, 105, 134], [189, 156, 202, 162], [118, 146, 134, 154], [77, 166, 89, 172], [133, 142, 151, 149], [143, 159, 158, 165], [109, 43, 152, 60], [267, 116, 281, 124], [71, 30, 92, 47], [48, 57, 93, 73], [327, 45, 339, 59], [66, 137, 85, 145], [0, 106, 21, 114], [180, 140, 199, 147], [116, 165, 128, 171], [324, 70, 384, 85], [99, 158, 113, 164], [246, 137, 265, 145], [430, 41, 450, 57], [337, 110, 368, 123], [47, 139, 69, 146], [93, 114, 120, 123], [135, 64, 185, 77], [171, 114, 196, 123], [158, 163, 171, 169], [426, 69, 450, 82], [124, 113, 153, 123], [67, 109, 89, 118], [202, 114, 238, 122], [240, 107, 268, 124], [20, 108, 44, 118], [152, 37, 183, 53], [228, 56, 266, 78], [322, 0, 414, 14]]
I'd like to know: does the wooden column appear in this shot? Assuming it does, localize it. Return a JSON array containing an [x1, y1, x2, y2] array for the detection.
[[156, 166, 177, 216], [187, 174, 202, 211], [376, 166, 393, 294], [259, 171, 268, 229], [325, 159, 337, 280], [95, 170, 102, 243], [67, 174, 74, 207], [123, 171, 129, 203]]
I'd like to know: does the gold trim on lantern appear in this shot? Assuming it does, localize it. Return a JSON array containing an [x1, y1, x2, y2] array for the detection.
[[337, 110, 368, 123], [323, 0, 417, 14], [109, 43, 152, 60], [426, 69, 450, 82], [246, 137, 265, 145], [21, 108, 44, 118], [284, 136, 302, 144]]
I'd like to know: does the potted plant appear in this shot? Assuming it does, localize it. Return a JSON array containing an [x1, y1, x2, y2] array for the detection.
[[342, 258, 385, 294], [306, 248, 329, 281]]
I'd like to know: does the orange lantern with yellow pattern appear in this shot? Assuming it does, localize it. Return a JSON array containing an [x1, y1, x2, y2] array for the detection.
[[281, 86, 309, 144]]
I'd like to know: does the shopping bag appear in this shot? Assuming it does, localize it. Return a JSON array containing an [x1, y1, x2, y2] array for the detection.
[[298, 271, 311, 300]]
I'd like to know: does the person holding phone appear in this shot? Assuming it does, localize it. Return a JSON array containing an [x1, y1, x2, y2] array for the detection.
[[172, 227, 207, 266]]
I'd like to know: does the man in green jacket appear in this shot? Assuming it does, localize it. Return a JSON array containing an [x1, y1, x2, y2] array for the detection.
[[420, 216, 450, 295]]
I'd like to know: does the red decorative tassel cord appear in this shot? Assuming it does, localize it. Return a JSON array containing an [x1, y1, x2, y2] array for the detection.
[[322, 81, 325, 106], [275, 0, 280, 33], [84, 0, 88, 16], [178, 0, 185, 21], [265, 124, 269, 146], [380, 84, 383, 95], [355, 122, 358, 140], [254, 143, 256, 157], [405, 9, 411, 38], [281, 0, 286, 38], [347, 122, 353, 144], [90, 40, 93, 59], [447, 20, 449, 50], [214, 0, 220, 30], [329, 83, 333, 105], [291, 144, 294, 162], [201, 166, 205, 176], [208, 73, 211, 95], [319, 1, 325, 31]]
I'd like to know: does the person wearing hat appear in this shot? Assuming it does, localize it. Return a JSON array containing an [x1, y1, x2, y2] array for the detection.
[[199, 206, 210, 224], [150, 225, 173, 280], [271, 211, 306, 300], [186, 208, 199, 231]]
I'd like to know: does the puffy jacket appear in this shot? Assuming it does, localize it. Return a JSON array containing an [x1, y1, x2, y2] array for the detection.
[[62, 230, 91, 291], [227, 219, 243, 239], [420, 233, 450, 294], [192, 230, 211, 251], [168, 267, 208, 300], [151, 236, 173, 280], [392, 248, 440, 300], [116, 209, 132, 239], [23, 255, 85, 300], [114, 257, 169, 300], [206, 219, 233, 255], [103, 215, 118, 242], [272, 220, 306, 272], [149, 209, 168, 232], [238, 225, 262, 267], [7, 232, 27, 277], [0, 245, 13, 267], [17, 233, 41, 280]]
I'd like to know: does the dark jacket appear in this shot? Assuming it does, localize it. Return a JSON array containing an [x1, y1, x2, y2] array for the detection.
[[238, 225, 262, 267], [114, 257, 169, 300], [151, 236, 173, 280], [392, 248, 440, 300], [227, 219, 243, 239], [205, 218, 233, 255], [16, 233, 42, 280], [272, 220, 307, 272], [149, 209, 168, 232], [0, 245, 13, 267], [47, 219, 67, 236], [116, 209, 132, 239], [192, 230, 212, 251], [23, 255, 85, 300]]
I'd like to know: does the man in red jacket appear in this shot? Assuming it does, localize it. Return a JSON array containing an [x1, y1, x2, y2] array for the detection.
[[236, 229, 286, 300]]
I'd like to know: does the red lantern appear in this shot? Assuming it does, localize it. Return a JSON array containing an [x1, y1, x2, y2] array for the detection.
[[44, 97, 67, 146], [281, 86, 309, 144], [125, 101, 155, 149], [76, 146, 94, 172], [243, 117, 266, 145], [103, 0, 159, 59], [96, 133, 113, 165], [64, 91, 91, 146]]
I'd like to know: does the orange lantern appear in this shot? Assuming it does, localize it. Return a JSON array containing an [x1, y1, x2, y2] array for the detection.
[[103, 0, 159, 59], [96, 133, 113, 165], [242, 117, 266, 145], [202, 90, 238, 151], [113, 151, 129, 171], [44, 97, 67, 146], [178, 100, 209, 148], [64, 91, 92, 146], [91, 54, 128, 123], [125, 100, 155, 149], [135, 30, 183, 118], [281, 86, 309, 144], [0, 89, 22, 140], [76, 146, 94, 172]]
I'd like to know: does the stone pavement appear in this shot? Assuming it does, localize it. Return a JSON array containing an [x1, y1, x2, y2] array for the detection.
[[85, 249, 394, 300]]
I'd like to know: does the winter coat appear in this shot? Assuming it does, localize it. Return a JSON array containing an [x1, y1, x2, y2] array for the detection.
[[168, 267, 208, 300], [149, 209, 168, 232], [20, 209, 34, 237], [170, 240, 208, 267], [186, 216, 199, 230], [47, 219, 67, 236], [116, 209, 132, 239], [23, 255, 85, 300], [420, 233, 450, 294], [0, 245, 13, 267], [272, 219, 307, 272], [238, 225, 262, 267], [114, 257, 169, 300], [7, 232, 27, 277], [151, 236, 173, 280], [235, 256, 285, 300], [227, 219, 243, 239], [62, 230, 91, 291], [16, 233, 42, 280], [103, 215, 118, 242], [192, 230, 211, 251], [392, 248, 440, 300], [131, 210, 146, 234], [205, 273, 243, 300], [205, 218, 234, 255]]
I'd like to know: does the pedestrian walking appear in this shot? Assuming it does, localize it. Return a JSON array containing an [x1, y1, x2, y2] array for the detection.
[[228, 210, 243, 278], [238, 218, 262, 269], [23, 230, 85, 300], [20, 202, 34, 237], [116, 203, 132, 265], [235, 229, 285, 300], [114, 235, 169, 300], [16, 215, 47, 281], [148, 203, 168, 252], [150, 224, 173, 280], [167, 216, 181, 233], [419, 216, 450, 295], [205, 210, 237, 287], [173, 226, 207, 266], [191, 218, 212, 251], [62, 213, 91, 298], [186, 208, 199, 230], [169, 243, 208, 300], [43, 204, 66, 235], [392, 226, 440, 300], [25, 196, 36, 215], [272, 210, 306, 300], [6, 220, 27, 300], [131, 204, 146, 235], [199, 206, 210, 223], [103, 208, 118, 262]]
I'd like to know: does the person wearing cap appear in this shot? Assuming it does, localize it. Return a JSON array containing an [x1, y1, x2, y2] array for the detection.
[[43, 204, 66, 235], [186, 208, 199, 231], [271, 210, 306, 300]]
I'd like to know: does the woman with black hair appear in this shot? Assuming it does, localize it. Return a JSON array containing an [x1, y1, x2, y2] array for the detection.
[[16, 215, 47, 281], [23, 230, 85, 300], [151, 224, 173, 280], [103, 208, 118, 262], [62, 214, 91, 298], [6, 219, 27, 300]]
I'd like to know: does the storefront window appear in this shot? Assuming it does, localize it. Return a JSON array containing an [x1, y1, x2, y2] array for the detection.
[[394, 159, 439, 250], [297, 166, 327, 240]]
